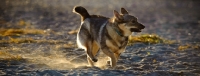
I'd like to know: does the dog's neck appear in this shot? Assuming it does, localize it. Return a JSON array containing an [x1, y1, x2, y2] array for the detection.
[[112, 23, 125, 37], [113, 26, 123, 37], [110, 19, 125, 37]]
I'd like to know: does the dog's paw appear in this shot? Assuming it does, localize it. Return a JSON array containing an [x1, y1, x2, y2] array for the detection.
[[92, 58, 98, 62], [104, 64, 112, 69]]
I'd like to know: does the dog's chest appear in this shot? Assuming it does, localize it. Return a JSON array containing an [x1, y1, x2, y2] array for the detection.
[[117, 37, 128, 53], [118, 37, 128, 49], [106, 37, 128, 52]]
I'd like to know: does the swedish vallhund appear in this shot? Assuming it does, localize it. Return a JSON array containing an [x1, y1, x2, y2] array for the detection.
[[73, 6, 145, 68]]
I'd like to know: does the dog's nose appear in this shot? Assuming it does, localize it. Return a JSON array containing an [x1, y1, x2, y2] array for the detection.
[[140, 24, 145, 29]]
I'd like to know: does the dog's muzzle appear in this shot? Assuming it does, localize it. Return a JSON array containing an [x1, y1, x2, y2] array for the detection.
[[130, 24, 145, 32]]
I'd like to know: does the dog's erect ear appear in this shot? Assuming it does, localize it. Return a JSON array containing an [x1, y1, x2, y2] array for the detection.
[[121, 8, 129, 14], [114, 10, 123, 20]]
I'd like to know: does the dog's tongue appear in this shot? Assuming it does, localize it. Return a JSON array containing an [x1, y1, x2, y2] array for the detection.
[[130, 28, 141, 32]]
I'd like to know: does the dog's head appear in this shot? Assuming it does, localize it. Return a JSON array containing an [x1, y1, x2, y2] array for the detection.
[[112, 8, 145, 36]]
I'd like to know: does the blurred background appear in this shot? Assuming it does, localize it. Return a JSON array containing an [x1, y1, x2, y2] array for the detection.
[[1, 0, 200, 40]]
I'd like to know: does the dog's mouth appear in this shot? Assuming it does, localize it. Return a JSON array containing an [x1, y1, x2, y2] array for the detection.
[[130, 28, 142, 32], [129, 24, 145, 32]]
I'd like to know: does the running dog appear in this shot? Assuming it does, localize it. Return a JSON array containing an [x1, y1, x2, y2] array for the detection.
[[73, 6, 145, 68]]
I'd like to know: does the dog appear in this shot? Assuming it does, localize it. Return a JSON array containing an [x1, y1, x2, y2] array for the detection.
[[73, 6, 145, 68]]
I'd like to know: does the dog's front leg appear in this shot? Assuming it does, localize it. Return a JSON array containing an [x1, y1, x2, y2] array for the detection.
[[106, 52, 121, 65], [101, 47, 116, 68], [114, 53, 121, 62]]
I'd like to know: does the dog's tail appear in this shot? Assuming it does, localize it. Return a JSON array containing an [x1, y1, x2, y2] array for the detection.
[[73, 6, 91, 21]]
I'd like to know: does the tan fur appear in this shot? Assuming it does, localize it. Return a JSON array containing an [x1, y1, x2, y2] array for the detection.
[[118, 23, 132, 36], [106, 25, 122, 46]]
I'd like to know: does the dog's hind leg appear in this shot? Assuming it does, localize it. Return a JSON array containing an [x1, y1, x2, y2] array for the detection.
[[92, 41, 100, 58], [86, 41, 98, 66], [87, 56, 94, 66]]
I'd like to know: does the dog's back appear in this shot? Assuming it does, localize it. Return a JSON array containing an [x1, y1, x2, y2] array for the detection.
[[73, 6, 109, 49]]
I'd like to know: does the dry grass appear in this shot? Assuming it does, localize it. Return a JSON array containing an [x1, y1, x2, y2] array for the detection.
[[128, 34, 200, 51], [128, 34, 174, 45], [0, 51, 24, 61], [68, 29, 78, 35], [0, 37, 35, 44], [0, 19, 46, 36], [0, 37, 74, 45], [0, 28, 45, 36], [178, 44, 200, 51]]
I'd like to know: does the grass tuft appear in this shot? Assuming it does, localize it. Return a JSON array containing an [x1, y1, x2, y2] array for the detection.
[[0, 29, 45, 36], [178, 44, 200, 51], [128, 34, 174, 45]]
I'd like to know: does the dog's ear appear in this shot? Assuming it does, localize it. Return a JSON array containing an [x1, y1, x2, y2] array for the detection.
[[114, 10, 123, 20], [121, 8, 129, 15]]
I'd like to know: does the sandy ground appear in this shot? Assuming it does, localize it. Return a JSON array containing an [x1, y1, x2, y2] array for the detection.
[[0, 0, 200, 76]]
